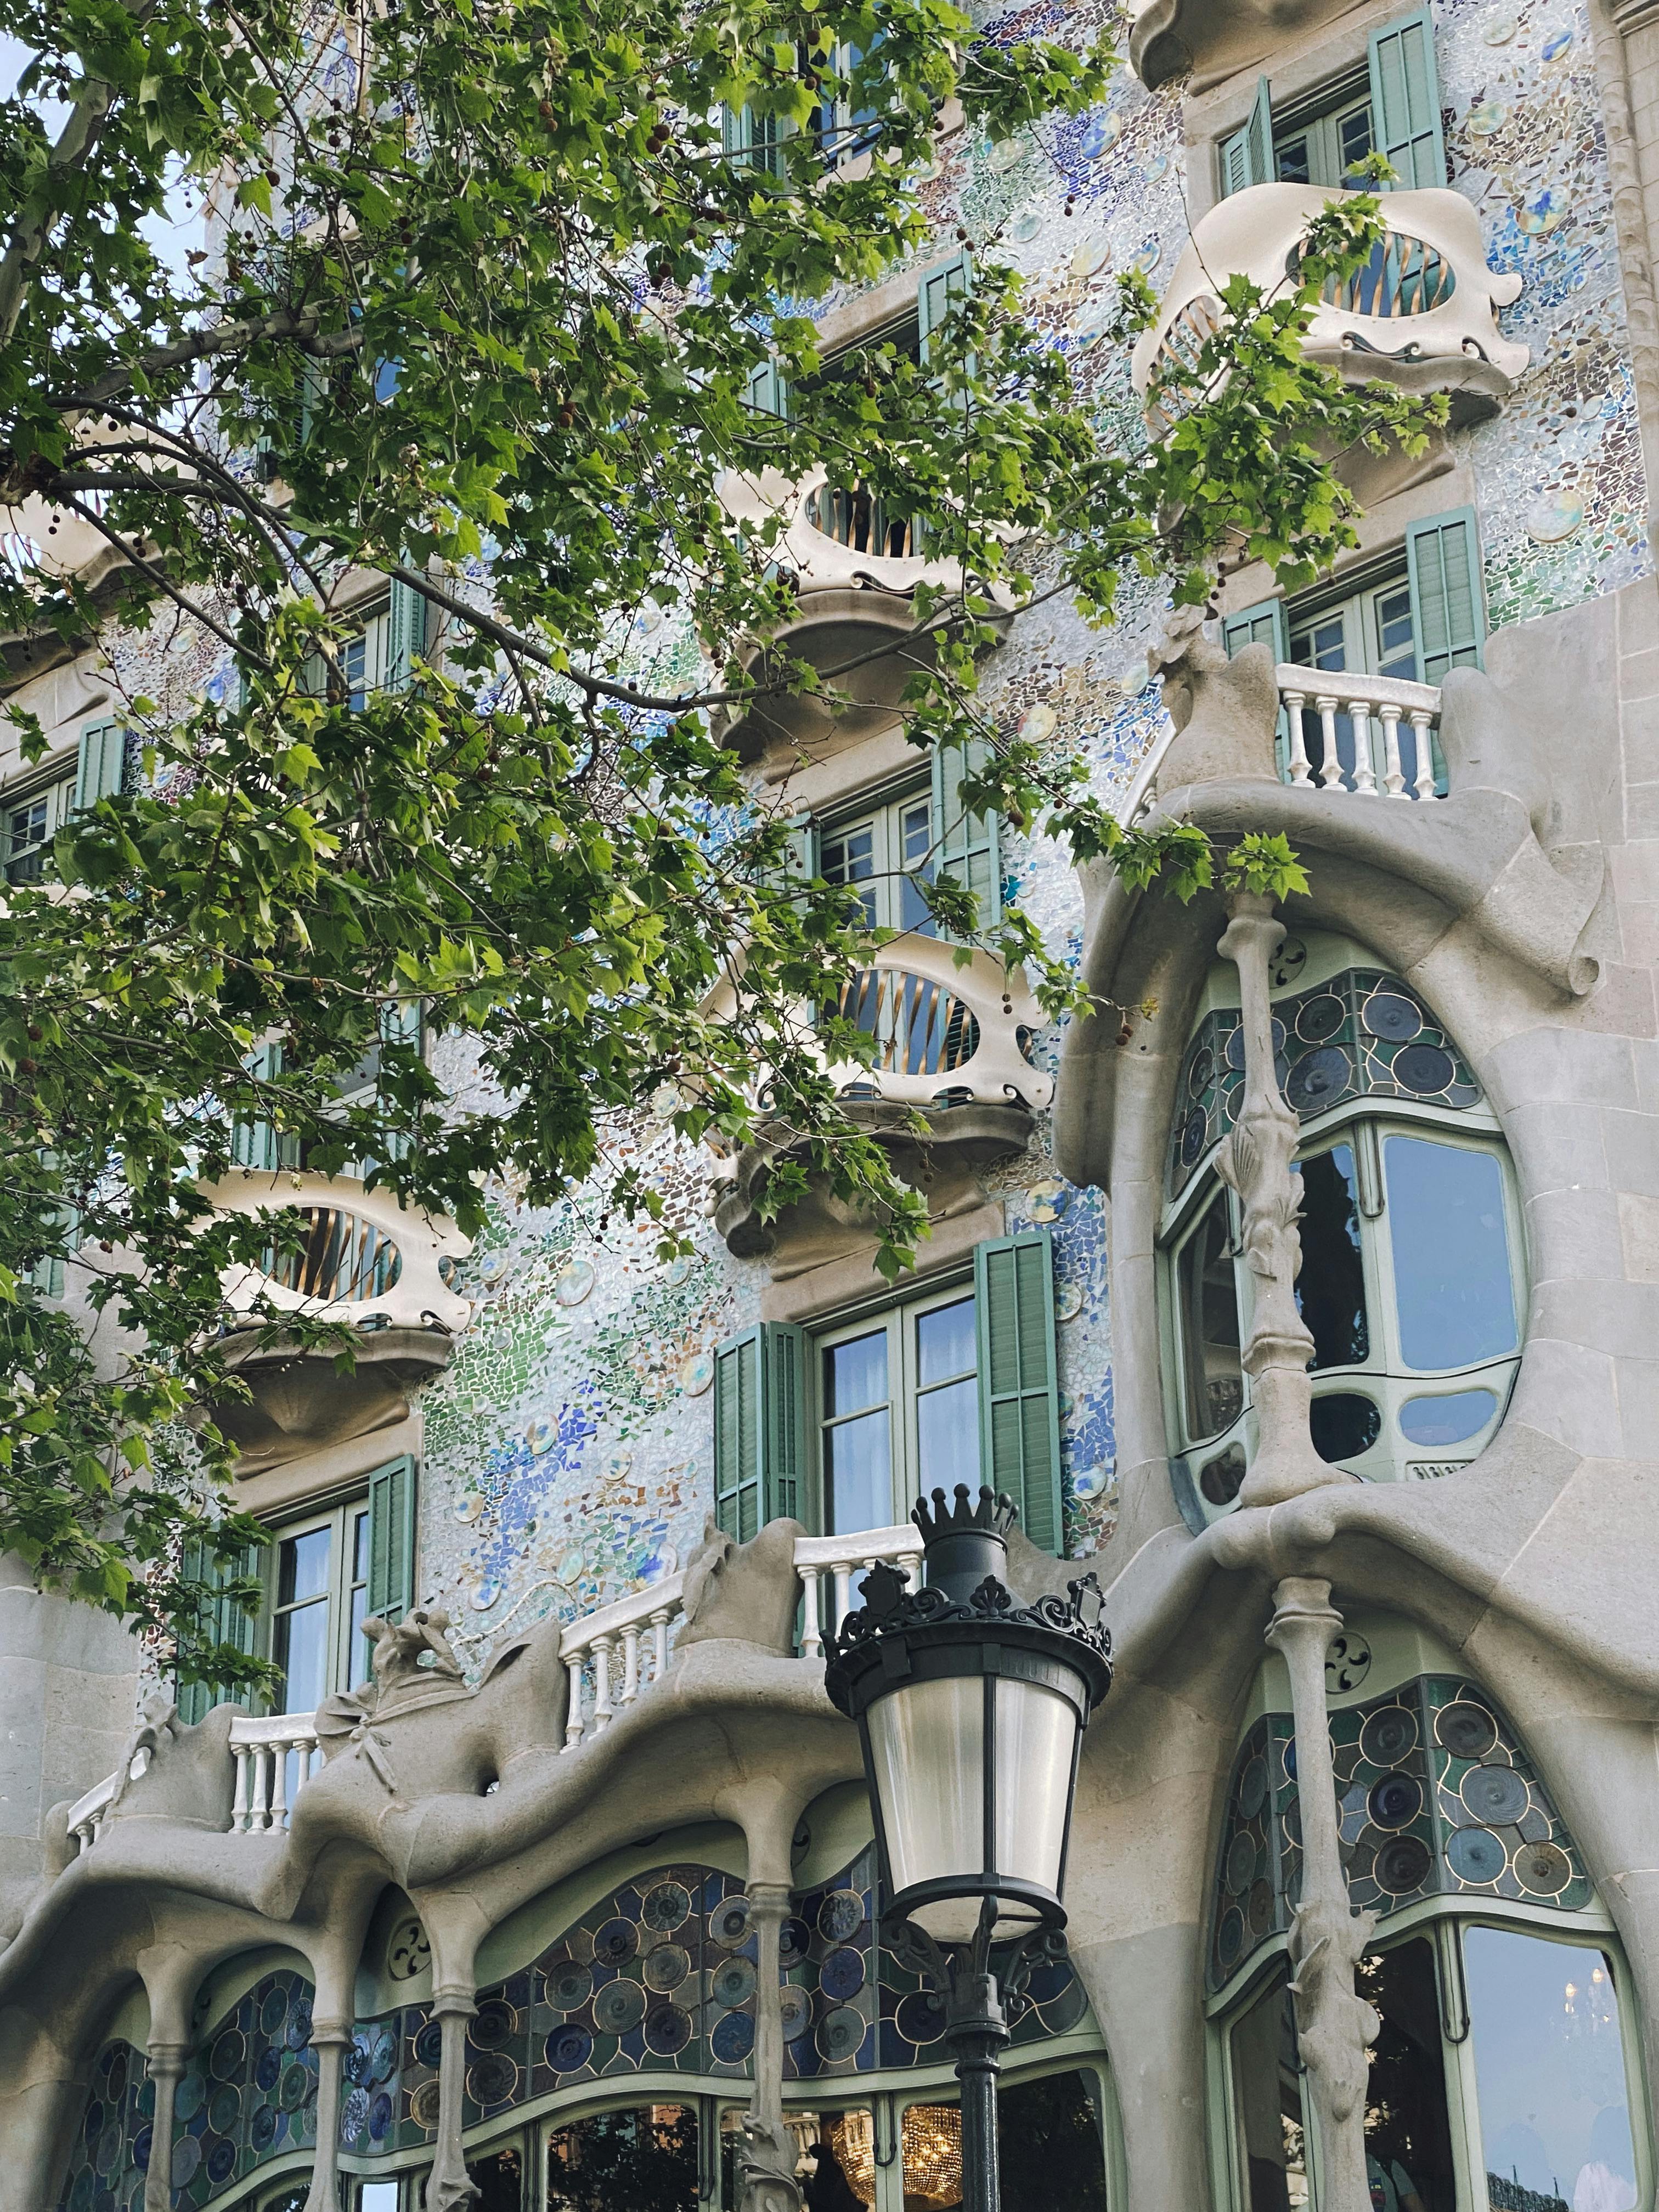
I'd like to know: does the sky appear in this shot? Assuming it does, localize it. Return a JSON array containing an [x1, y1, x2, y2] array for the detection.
[[1, 29, 207, 287]]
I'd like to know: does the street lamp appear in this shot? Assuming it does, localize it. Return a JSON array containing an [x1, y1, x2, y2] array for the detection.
[[823, 1485, 1112, 2212]]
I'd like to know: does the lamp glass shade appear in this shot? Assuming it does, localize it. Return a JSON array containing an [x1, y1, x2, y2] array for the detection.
[[865, 1672, 1081, 1944]]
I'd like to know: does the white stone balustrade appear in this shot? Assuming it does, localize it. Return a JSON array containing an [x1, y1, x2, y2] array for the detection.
[[64, 1526, 932, 1846], [1274, 663, 1444, 800], [205, 1170, 473, 1334]]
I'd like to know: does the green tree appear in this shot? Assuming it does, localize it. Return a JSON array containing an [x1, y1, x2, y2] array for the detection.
[[0, 0, 1430, 1689]]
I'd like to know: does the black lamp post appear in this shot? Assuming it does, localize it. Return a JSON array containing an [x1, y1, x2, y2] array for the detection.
[[823, 1485, 1112, 2212]]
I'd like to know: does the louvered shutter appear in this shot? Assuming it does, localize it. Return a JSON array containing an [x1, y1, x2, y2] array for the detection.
[[768, 813, 819, 915], [366, 1455, 417, 1626], [1406, 508, 1485, 685], [714, 1323, 808, 1540], [231, 1040, 296, 1173], [74, 719, 125, 811], [380, 998, 425, 1053], [1368, 13, 1446, 190], [975, 1230, 1063, 1554], [931, 735, 1001, 930], [745, 358, 788, 420], [1245, 75, 1275, 188], [176, 1538, 263, 1724], [384, 578, 427, 693], [918, 251, 974, 379]]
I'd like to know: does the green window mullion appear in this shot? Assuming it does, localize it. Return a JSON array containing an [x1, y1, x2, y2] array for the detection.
[[974, 1229, 1063, 1554]]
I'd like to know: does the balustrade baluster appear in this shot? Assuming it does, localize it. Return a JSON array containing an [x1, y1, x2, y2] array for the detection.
[[1349, 703, 1378, 795], [250, 1745, 272, 1832], [650, 1607, 673, 1681], [269, 1740, 290, 1830], [1379, 707, 1406, 797], [1410, 710, 1437, 800], [1315, 696, 1342, 789], [232, 1746, 251, 1834], [831, 1565, 853, 1640], [800, 1573, 823, 1660], [620, 1626, 641, 1707], [563, 1651, 588, 1748], [1283, 690, 1312, 785], [592, 1637, 616, 1731]]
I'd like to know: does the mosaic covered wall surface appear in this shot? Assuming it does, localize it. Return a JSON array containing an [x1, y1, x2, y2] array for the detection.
[[53, 0, 1650, 1672], [54, 1856, 1094, 2211]]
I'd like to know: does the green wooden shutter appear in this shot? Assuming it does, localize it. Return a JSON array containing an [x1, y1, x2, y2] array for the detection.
[[380, 997, 425, 1053], [1368, 12, 1446, 190], [745, 358, 788, 420], [366, 1455, 417, 1626], [931, 735, 1001, 929], [74, 719, 125, 811], [1218, 76, 1272, 196], [1406, 507, 1485, 685], [724, 101, 789, 177], [975, 1230, 1063, 1554], [384, 578, 426, 693], [176, 1538, 263, 1724], [713, 1322, 808, 1540], [232, 1040, 297, 1172]]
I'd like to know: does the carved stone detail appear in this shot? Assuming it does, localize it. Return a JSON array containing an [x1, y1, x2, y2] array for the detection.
[[1214, 894, 1341, 1507], [1267, 1578, 1377, 2212]]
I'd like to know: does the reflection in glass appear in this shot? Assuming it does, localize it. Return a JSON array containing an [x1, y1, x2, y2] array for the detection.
[[1385, 1139, 1517, 1371], [917, 1296, 979, 1493], [998, 2069, 1109, 2212], [279, 1526, 330, 1605], [549, 2103, 699, 2212], [822, 819, 879, 930], [1179, 1188, 1243, 1442], [826, 1409, 891, 1534], [1310, 1391, 1381, 1464], [1359, 1939, 1457, 2212], [825, 1330, 887, 1417], [1297, 1145, 1369, 1369], [348, 1507, 371, 1682], [1230, 1973, 1310, 2212], [900, 797, 936, 936], [275, 1526, 332, 1714], [469, 2146, 524, 2212], [1399, 1390, 1498, 1447], [1465, 1928, 1638, 2212], [902, 2103, 963, 2211]]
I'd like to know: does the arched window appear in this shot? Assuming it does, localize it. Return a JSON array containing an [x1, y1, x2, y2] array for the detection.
[[1209, 1646, 1649, 2212], [1159, 932, 1523, 1521]]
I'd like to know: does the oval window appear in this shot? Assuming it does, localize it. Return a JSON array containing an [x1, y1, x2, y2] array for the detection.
[[1384, 1137, 1517, 1371], [1399, 1389, 1498, 1447]]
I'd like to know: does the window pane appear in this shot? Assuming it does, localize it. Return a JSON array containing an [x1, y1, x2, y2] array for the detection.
[[900, 794, 934, 934], [1178, 1190, 1242, 1442], [358, 2187, 400, 2212], [1290, 611, 1348, 670], [353, 1508, 370, 1583], [1359, 1939, 1458, 2212], [826, 1408, 891, 1534], [1338, 101, 1375, 175], [274, 1595, 331, 1713], [904, 2103, 963, 2210], [1376, 584, 1417, 681], [998, 2070, 1109, 2212], [278, 1526, 331, 1606], [1230, 1973, 1310, 2212], [1465, 1928, 1638, 2212], [917, 1296, 975, 1386], [1385, 1138, 1517, 1370], [1399, 1388, 1498, 1446], [1297, 1144, 1369, 1369], [469, 2147, 523, 2212], [918, 1375, 978, 1492], [1276, 132, 1312, 183], [824, 1329, 887, 1417], [549, 2104, 699, 2212], [823, 820, 879, 927]]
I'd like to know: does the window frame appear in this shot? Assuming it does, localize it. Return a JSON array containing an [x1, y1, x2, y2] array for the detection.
[[817, 770, 938, 940], [1269, 65, 1374, 190], [809, 1272, 980, 1534], [1160, 1097, 1525, 1498], [262, 1493, 374, 1713], [1, 754, 76, 884]]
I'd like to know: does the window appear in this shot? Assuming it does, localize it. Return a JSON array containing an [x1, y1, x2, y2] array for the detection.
[[1222, 512, 1485, 795], [549, 2104, 699, 2211], [1228, 1971, 1310, 2212], [175, 1454, 416, 1721], [1161, 945, 1522, 1510], [722, 41, 891, 176], [312, 580, 426, 707], [230, 1000, 424, 1177], [1218, 12, 1446, 196], [1, 715, 125, 885], [713, 1231, 1063, 1551]]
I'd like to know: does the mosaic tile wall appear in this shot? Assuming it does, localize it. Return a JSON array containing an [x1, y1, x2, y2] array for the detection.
[[1206, 1675, 1596, 1993], [32, 0, 1650, 1662], [55, 1860, 1097, 2209]]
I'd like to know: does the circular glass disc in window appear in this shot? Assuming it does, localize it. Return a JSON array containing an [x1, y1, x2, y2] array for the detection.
[[1515, 1840, 1573, 1896], [816, 2006, 866, 2063], [1367, 1773, 1424, 1830], [1216, 1909, 1246, 1968], [545, 2024, 593, 2074], [1238, 1754, 1268, 1821], [469, 2001, 516, 2050], [645, 2004, 693, 2057], [712, 1955, 758, 2011], [1363, 990, 1423, 1041], [1185, 1047, 1215, 1098], [641, 1882, 691, 1933], [1225, 1831, 1258, 1894], [1395, 1042, 1457, 1095], [1435, 1701, 1499, 1758], [1178, 1110, 1209, 1167], [1448, 1826, 1509, 1883], [1226, 1026, 1247, 1072], [1295, 993, 1346, 1043], [1374, 1835, 1433, 1895], [593, 1979, 646, 2035], [1461, 1764, 1530, 1825], [643, 1944, 691, 1993], [781, 1984, 814, 2041], [1310, 1391, 1381, 1463], [1248, 1880, 1274, 1934], [1359, 1703, 1418, 1764], [547, 1961, 592, 2012], [591, 1917, 637, 1967], [1286, 1047, 1351, 1113]]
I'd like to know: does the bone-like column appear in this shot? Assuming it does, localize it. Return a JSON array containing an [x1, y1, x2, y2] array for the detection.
[[1215, 891, 1341, 1508], [303, 2022, 350, 2212], [424, 1985, 481, 2212], [142, 2040, 188, 2212], [738, 1881, 803, 2212], [1266, 1578, 1378, 2212]]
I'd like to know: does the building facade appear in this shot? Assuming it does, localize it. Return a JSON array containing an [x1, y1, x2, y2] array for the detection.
[[5, 0, 1659, 2205]]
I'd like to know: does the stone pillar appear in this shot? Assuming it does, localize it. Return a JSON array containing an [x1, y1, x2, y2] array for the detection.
[[424, 1987, 480, 2212], [738, 1881, 802, 2212], [1214, 894, 1338, 1509], [303, 2022, 350, 2212], [142, 2040, 189, 2212], [1266, 1579, 1377, 2212]]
